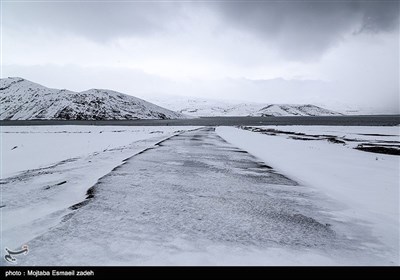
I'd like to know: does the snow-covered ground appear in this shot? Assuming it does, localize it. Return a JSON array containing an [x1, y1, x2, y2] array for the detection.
[[1, 126, 199, 252], [1, 125, 398, 265], [216, 126, 399, 264], [3, 126, 394, 266], [2, 126, 196, 178]]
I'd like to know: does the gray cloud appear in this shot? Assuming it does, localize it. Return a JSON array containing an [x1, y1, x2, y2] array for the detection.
[[4, 1, 398, 60], [359, 1, 400, 32], [214, 0, 399, 59], [3, 1, 184, 40]]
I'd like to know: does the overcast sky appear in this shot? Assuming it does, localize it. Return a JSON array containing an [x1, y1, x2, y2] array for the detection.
[[2, 0, 399, 113]]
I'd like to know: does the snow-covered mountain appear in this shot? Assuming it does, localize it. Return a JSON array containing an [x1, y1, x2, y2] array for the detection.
[[149, 97, 342, 117], [0, 77, 185, 120], [251, 104, 342, 117]]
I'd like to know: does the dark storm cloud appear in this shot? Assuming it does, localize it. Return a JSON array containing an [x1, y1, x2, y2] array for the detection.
[[214, 0, 399, 59], [4, 0, 399, 59], [358, 1, 400, 32]]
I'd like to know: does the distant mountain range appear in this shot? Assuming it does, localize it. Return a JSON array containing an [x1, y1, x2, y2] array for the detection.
[[0, 78, 185, 120], [252, 104, 342, 117], [1, 78, 342, 120], [148, 97, 343, 117]]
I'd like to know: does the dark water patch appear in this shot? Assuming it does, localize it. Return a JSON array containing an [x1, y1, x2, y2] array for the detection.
[[355, 145, 400, 156]]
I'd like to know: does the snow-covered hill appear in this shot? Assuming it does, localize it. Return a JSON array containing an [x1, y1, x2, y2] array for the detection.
[[149, 97, 342, 117], [251, 104, 342, 117], [0, 77, 185, 120]]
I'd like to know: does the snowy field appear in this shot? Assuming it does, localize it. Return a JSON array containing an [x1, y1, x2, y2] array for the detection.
[[1, 125, 399, 265], [217, 126, 400, 264], [2, 126, 200, 178], [1, 126, 199, 253]]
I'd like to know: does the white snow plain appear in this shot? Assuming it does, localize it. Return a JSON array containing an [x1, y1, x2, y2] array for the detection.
[[2, 126, 196, 178], [216, 126, 400, 265], [1, 126, 199, 251]]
